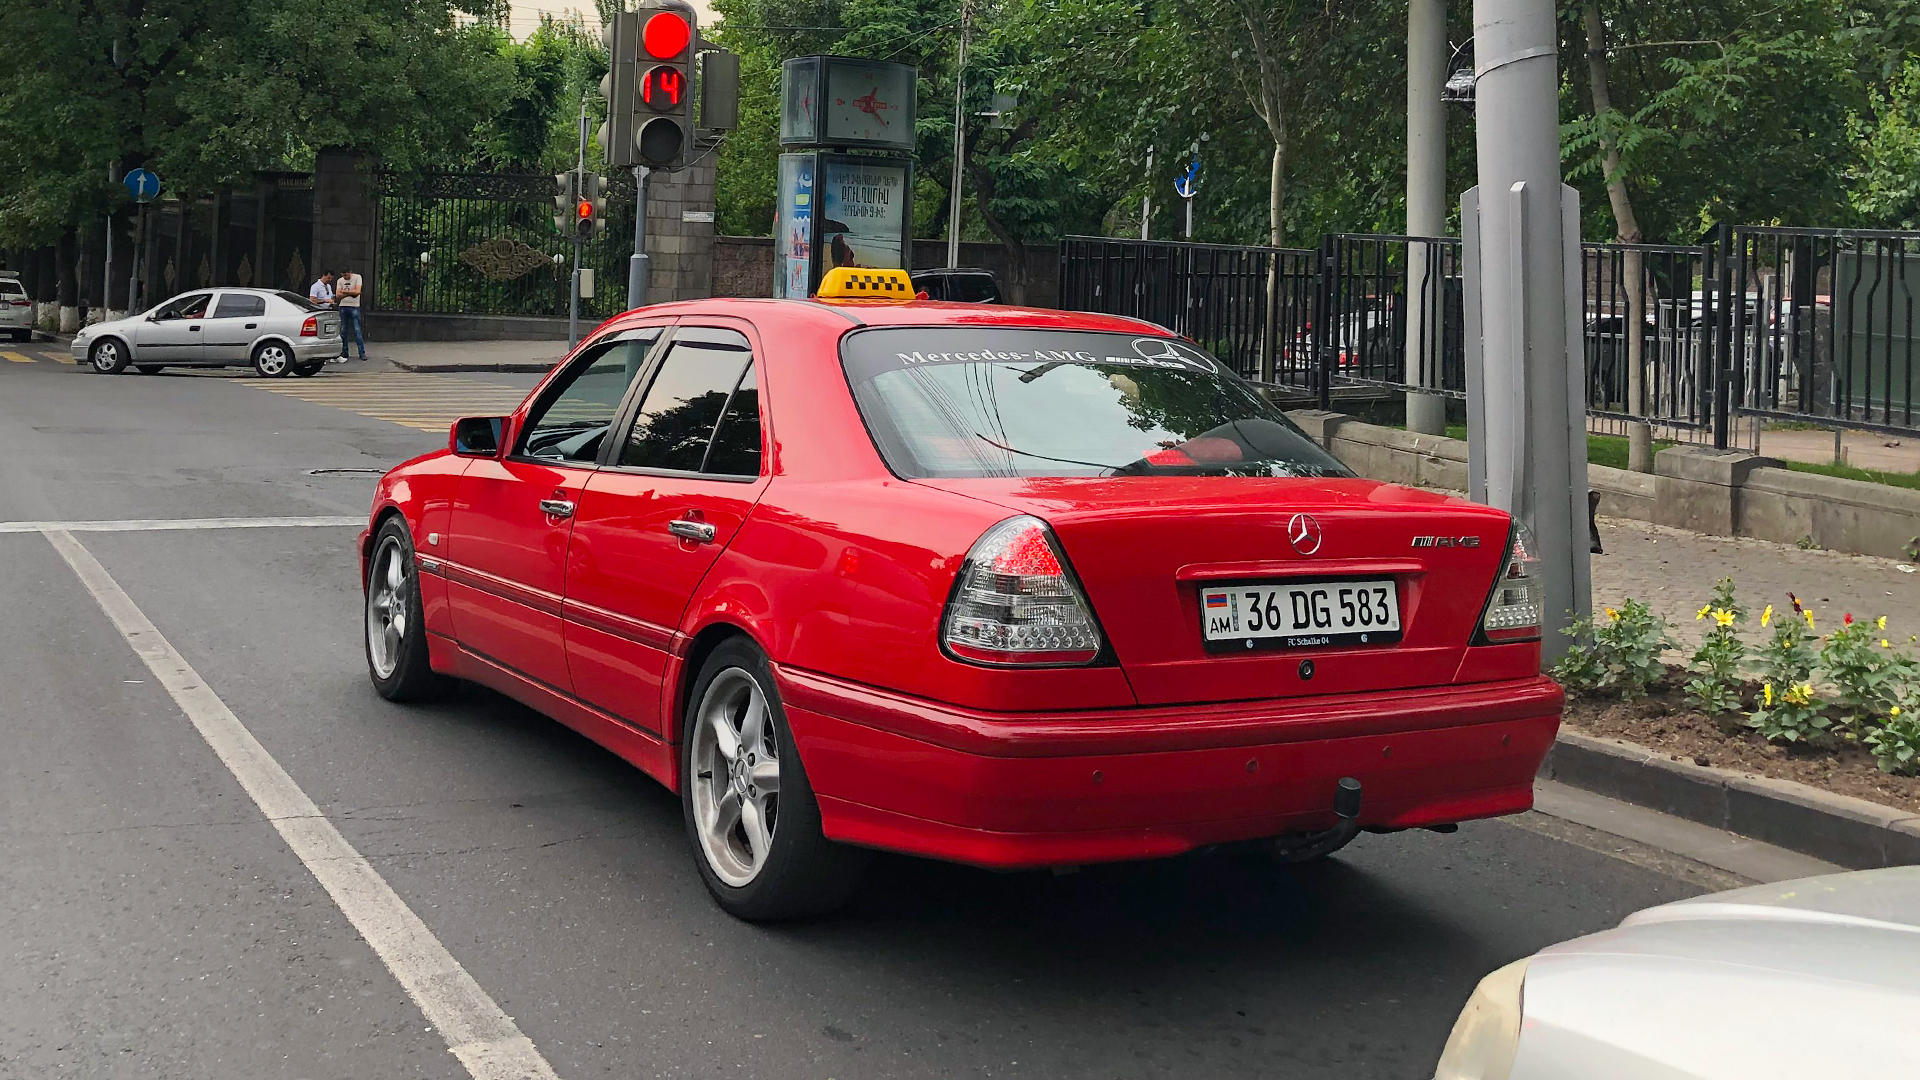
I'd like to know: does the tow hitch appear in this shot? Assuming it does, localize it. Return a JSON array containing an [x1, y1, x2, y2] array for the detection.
[[1272, 776, 1364, 864]]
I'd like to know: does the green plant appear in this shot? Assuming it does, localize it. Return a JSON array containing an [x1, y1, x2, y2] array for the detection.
[[1865, 706, 1920, 775], [1820, 614, 1918, 721], [1553, 599, 1674, 698], [1906, 537, 1920, 562], [1684, 579, 1746, 714], [1748, 596, 1829, 742], [1795, 535, 1821, 550]]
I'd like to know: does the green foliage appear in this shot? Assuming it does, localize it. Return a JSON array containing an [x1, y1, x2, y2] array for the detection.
[[1747, 597, 1828, 741], [1865, 708, 1920, 775], [1553, 599, 1674, 698], [1684, 579, 1746, 714], [1820, 614, 1918, 720]]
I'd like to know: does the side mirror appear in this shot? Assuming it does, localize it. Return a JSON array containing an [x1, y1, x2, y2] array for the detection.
[[451, 415, 506, 457], [146, 313, 161, 322]]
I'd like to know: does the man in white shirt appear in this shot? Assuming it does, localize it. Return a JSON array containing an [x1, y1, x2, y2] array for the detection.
[[308, 272, 334, 307], [334, 267, 366, 363]]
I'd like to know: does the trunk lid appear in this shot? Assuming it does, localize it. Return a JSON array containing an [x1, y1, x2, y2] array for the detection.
[[916, 475, 1511, 706]]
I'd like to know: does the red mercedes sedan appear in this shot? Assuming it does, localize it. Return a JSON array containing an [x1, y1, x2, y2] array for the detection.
[[359, 280, 1562, 920]]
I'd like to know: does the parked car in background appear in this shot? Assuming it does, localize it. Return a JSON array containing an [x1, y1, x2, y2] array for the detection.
[[1433, 867, 1920, 1079], [0, 272, 31, 341], [910, 267, 1003, 303], [71, 289, 341, 377]]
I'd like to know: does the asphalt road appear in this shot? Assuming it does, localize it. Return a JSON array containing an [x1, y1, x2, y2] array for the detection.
[[2, 347, 1722, 1079]]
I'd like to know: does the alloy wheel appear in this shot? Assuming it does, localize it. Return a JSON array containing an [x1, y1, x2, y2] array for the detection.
[[690, 668, 781, 887], [91, 341, 118, 372], [256, 345, 290, 376], [365, 535, 410, 680]]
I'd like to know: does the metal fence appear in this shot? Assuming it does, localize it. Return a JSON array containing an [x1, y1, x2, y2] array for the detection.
[[1316, 233, 1466, 399], [1581, 240, 1716, 444], [373, 172, 638, 321], [1721, 226, 1920, 438]]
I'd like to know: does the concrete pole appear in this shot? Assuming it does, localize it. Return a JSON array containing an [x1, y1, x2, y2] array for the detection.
[[628, 165, 651, 310], [1468, 0, 1591, 664], [1404, 0, 1449, 435]]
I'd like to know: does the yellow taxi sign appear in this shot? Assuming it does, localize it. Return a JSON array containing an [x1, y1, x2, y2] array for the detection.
[[814, 267, 915, 300]]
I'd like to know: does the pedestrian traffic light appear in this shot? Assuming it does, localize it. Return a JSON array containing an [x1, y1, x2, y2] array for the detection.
[[596, 12, 640, 168], [576, 172, 607, 239], [551, 171, 577, 235], [633, 1, 697, 169]]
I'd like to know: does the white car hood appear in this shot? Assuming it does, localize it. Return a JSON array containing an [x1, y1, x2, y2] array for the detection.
[[1508, 868, 1920, 1079]]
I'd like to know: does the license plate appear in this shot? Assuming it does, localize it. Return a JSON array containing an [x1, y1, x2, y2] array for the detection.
[[320, 316, 339, 334], [1200, 579, 1401, 649]]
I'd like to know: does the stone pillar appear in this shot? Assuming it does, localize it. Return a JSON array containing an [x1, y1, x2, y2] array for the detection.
[[641, 159, 717, 302], [312, 149, 378, 307]]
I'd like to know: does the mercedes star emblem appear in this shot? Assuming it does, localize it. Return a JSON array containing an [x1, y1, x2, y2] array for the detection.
[[1287, 512, 1324, 555]]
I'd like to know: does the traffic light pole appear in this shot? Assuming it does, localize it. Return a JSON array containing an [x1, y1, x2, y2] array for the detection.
[[570, 104, 589, 348], [627, 165, 650, 309]]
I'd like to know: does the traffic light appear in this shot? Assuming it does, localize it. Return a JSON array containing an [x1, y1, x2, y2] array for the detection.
[[576, 172, 607, 239], [633, 1, 696, 169], [596, 12, 639, 168], [551, 171, 577, 235]]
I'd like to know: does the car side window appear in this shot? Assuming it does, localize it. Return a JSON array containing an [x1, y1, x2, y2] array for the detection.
[[618, 328, 753, 472], [212, 294, 266, 319], [157, 293, 211, 320], [704, 365, 762, 477], [518, 330, 661, 465]]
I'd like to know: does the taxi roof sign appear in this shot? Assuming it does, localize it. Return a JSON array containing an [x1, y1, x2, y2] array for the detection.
[[814, 267, 915, 301]]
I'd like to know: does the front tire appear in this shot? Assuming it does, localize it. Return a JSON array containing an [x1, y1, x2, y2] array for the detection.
[[364, 518, 447, 702], [682, 639, 867, 920], [89, 338, 129, 374], [252, 341, 294, 377]]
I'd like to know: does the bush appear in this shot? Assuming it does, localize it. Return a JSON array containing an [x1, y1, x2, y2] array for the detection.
[[1553, 599, 1674, 698], [1748, 597, 1829, 742], [1820, 614, 1918, 722], [1866, 707, 1920, 774]]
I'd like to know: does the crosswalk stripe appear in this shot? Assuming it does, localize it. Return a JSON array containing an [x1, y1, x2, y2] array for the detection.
[[236, 371, 538, 433], [2, 351, 32, 364]]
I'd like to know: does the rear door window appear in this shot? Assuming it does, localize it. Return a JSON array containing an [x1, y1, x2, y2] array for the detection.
[[212, 294, 266, 318], [840, 328, 1350, 480], [618, 328, 753, 473]]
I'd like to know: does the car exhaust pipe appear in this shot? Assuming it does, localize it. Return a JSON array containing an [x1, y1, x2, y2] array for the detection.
[[1273, 776, 1363, 863]]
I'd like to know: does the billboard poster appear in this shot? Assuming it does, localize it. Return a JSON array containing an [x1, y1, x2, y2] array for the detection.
[[819, 157, 909, 271], [774, 154, 814, 298]]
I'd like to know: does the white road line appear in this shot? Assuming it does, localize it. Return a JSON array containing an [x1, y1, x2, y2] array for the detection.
[[0, 515, 361, 534], [43, 528, 562, 1080]]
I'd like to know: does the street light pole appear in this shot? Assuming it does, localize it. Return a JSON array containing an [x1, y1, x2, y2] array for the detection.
[[1404, 0, 1448, 435], [571, 99, 588, 347], [1463, 0, 1591, 664], [947, 0, 972, 269]]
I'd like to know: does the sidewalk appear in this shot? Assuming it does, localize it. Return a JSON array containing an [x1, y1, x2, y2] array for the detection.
[[1757, 426, 1919, 474], [1592, 516, 1920, 647], [383, 339, 566, 373]]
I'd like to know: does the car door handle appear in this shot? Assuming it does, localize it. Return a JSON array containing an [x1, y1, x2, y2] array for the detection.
[[667, 519, 717, 543], [188, 325, 200, 331], [245, 322, 258, 329], [539, 498, 575, 519]]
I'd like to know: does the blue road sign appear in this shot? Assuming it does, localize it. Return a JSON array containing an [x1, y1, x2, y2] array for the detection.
[[1174, 158, 1199, 199], [124, 169, 160, 203]]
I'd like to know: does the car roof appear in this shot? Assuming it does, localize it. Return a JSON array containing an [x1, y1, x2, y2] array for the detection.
[[599, 297, 1169, 337]]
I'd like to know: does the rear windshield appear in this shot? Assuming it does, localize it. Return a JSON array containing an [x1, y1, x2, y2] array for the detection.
[[0, 281, 24, 297], [276, 291, 322, 312], [840, 328, 1351, 479]]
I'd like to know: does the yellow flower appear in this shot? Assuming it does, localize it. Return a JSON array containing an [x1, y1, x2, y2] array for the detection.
[[1763, 682, 1775, 706], [1604, 607, 1618, 620], [1884, 639, 1893, 649], [1785, 682, 1815, 706], [1761, 604, 1773, 627], [1893, 706, 1903, 718], [1804, 609, 1816, 630], [1713, 609, 1736, 628], [1696, 605, 1712, 621], [1878, 616, 1889, 631]]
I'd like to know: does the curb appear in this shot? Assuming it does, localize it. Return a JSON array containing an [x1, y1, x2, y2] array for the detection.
[[1541, 731, 1920, 869], [388, 359, 559, 373]]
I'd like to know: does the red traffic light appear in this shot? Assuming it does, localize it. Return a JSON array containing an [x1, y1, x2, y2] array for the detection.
[[577, 200, 594, 219], [640, 65, 687, 110], [642, 12, 690, 59]]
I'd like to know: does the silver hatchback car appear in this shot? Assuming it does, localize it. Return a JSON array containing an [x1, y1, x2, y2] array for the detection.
[[71, 288, 342, 377]]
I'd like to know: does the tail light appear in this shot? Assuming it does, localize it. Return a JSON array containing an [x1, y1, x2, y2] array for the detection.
[[942, 516, 1104, 666], [1477, 522, 1543, 643], [300, 315, 318, 337], [7, 299, 28, 307]]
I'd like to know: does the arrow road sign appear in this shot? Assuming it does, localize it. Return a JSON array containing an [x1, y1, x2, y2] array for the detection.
[[1174, 158, 1199, 200], [124, 169, 160, 203]]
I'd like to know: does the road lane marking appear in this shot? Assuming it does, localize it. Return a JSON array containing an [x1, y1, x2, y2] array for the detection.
[[3, 350, 33, 363], [43, 527, 563, 1080], [0, 514, 361, 534], [241, 372, 533, 433]]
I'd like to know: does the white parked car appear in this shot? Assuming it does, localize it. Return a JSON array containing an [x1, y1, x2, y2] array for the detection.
[[1433, 867, 1920, 1079], [71, 288, 342, 377], [0, 272, 31, 341]]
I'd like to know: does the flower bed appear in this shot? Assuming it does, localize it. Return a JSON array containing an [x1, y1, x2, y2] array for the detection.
[[1556, 580, 1920, 814]]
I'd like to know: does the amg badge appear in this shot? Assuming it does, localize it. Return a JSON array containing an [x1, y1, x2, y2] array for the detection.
[[1410, 535, 1481, 549]]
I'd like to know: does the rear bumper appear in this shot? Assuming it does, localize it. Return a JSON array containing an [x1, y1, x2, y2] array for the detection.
[[778, 668, 1563, 869], [293, 339, 340, 360]]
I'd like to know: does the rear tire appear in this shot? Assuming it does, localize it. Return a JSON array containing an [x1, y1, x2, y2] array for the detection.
[[291, 360, 323, 377], [682, 639, 868, 921], [89, 338, 129, 374], [252, 341, 294, 377], [10, 329, 27, 342], [364, 517, 448, 703], [134, 364, 164, 375]]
